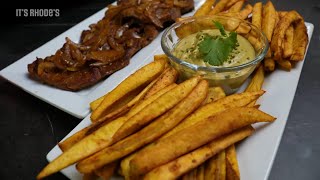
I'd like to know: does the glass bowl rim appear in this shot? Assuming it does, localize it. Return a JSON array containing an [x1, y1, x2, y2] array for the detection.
[[161, 15, 269, 73]]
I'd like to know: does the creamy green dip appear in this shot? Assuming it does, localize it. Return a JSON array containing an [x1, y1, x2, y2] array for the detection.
[[172, 29, 255, 67]]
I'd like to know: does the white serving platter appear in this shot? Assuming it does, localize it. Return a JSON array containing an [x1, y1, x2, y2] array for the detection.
[[47, 23, 314, 180], [1, 1, 170, 119], [0, 0, 313, 179]]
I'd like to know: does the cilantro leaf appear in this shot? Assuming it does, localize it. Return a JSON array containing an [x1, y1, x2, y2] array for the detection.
[[214, 21, 227, 36], [198, 36, 213, 54], [198, 22, 238, 66]]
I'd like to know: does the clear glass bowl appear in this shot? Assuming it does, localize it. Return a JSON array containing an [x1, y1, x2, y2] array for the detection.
[[161, 15, 269, 94]]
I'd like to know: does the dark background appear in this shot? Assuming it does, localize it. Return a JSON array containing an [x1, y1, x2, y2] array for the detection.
[[0, 0, 319, 179]]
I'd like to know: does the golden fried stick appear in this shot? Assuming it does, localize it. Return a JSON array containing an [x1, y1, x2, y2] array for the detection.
[[94, 162, 117, 180], [252, 2, 263, 29], [283, 25, 294, 58], [262, 1, 277, 42], [239, 4, 253, 20], [264, 58, 275, 72], [76, 80, 208, 173], [204, 151, 227, 180], [37, 84, 177, 179], [278, 11, 288, 19], [58, 78, 174, 152], [245, 65, 264, 106], [271, 11, 302, 60], [225, 0, 241, 9], [235, 22, 252, 34], [291, 18, 308, 61], [161, 90, 264, 139], [277, 58, 292, 71], [175, 21, 200, 39], [91, 74, 162, 123], [144, 67, 178, 98], [90, 59, 166, 121], [209, 0, 230, 15], [130, 107, 275, 177], [225, 145, 240, 180], [216, 12, 242, 19], [120, 90, 263, 178], [143, 126, 256, 180], [204, 87, 226, 104], [119, 87, 226, 179], [197, 163, 205, 180], [228, 1, 244, 13], [112, 76, 201, 142], [194, 0, 216, 17]]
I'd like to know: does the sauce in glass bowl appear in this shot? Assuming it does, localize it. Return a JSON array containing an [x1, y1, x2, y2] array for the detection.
[[161, 16, 269, 94], [172, 29, 256, 68]]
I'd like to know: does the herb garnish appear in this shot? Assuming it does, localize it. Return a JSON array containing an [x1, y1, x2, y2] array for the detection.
[[198, 21, 238, 66]]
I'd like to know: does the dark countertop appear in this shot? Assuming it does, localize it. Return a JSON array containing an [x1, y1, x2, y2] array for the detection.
[[0, 0, 319, 179]]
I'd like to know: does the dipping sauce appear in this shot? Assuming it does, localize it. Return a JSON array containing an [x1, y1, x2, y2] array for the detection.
[[172, 29, 255, 67], [162, 17, 268, 94]]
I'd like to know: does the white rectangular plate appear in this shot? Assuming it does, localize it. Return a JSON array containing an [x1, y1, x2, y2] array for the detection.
[[0, 0, 184, 119], [46, 21, 314, 180], [0, 0, 211, 119], [4, 0, 312, 178]]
